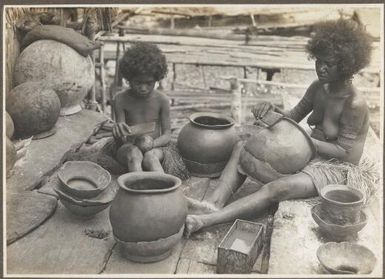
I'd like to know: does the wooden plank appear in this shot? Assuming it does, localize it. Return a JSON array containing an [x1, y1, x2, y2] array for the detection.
[[6, 110, 107, 193], [7, 202, 115, 274]]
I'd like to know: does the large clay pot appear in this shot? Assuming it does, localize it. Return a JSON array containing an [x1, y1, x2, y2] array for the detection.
[[177, 112, 239, 177], [6, 137, 16, 176], [7, 81, 61, 139], [6, 111, 15, 139], [239, 113, 316, 183], [14, 39, 94, 115], [109, 172, 187, 262]]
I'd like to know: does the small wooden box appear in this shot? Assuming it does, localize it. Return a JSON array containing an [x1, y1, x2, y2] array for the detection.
[[216, 219, 264, 274]]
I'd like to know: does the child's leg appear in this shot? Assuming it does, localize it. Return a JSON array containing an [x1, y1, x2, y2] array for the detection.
[[142, 148, 164, 172], [185, 172, 317, 237], [116, 143, 143, 172]]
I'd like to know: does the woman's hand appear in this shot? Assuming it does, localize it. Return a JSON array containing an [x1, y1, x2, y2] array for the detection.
[[252, 102, 275, 120], [112, 122, 132, 141]]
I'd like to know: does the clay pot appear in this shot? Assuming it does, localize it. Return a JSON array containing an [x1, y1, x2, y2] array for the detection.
[[14, 39, 95, 115], [311, 204, 367, 241], [6, 111, 15, 139], [320, 185, 364, 225], [238, 114, 316, 183], [6, 81, 61, 139], [317, 242, 376, 274], [177, 112, 239, 177], [6, 137, 16, 176], [109, 172, 187, 262]]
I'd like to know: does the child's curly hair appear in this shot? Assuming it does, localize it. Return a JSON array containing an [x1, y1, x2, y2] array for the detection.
[[119, 42, 168, 81], [306, 18, 373, 79]]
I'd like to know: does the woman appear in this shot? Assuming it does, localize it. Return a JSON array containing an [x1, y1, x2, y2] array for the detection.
[[185, 18, 373, 237]]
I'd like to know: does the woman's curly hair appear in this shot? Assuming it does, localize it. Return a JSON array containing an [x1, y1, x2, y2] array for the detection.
[[119, 42, 168, 81], [306, 18, 373, 79]]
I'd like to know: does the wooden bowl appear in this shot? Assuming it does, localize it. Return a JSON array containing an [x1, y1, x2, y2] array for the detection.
[[311, 204, 367, 241], [58, 161, 111, 199], [317, 242, 376, 274]]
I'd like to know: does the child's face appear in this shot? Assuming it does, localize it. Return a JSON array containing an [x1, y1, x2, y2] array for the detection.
[[129, 75, 156, 98], [315, 54, 340, 83]]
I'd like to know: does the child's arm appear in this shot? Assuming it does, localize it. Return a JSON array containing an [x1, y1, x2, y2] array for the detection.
[[112, 93, 131, 140], [153, 95, 171, 148]]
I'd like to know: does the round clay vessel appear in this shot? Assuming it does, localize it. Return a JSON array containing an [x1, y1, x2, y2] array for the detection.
[[14, 40, 94, 116], [238, 115, 316, 183], [311, 204, 367, 241], [177, 112, 239, 177], [6, 111, 15, 139], [58, 161, 111, 199], [6, 81, 61, 139], [110, 172, 186, 261], [317, 242, 376, 274], [320, 185, 364, 225], [6, 137, 16, 176]]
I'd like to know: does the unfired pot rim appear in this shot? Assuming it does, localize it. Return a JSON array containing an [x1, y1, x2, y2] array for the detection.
[[117, 171, 182, 194]]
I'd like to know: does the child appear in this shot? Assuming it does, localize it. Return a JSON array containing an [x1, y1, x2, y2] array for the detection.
[[184, 19, 375, 236], [112, 42, 172, 173]]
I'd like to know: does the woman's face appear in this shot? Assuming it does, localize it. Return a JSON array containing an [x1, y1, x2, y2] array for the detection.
[[315, 54, 340, 83]]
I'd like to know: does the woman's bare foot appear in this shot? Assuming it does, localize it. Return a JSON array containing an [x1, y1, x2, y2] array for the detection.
[[184, 215, 205, 238], [186, 197, 218, 215]]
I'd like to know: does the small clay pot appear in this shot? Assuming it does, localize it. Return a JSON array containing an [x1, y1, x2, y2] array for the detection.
[[320, 185, 364, 225], [177, 112, 239, 177], [317, 242, 376, 274], [311, 204, 367, 241], [6, 111, 15, 139], [6, 137, 16, 176]]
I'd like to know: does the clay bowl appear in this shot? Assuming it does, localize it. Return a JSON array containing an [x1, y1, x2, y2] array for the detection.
[[53, 183, 115, 206], [320, 185, 364, 225], [58, 161, 111, 199], [60, 199, 110, 219], [311, 204, 367, 241], [53, 183, 115, 218], [317, 242, 376, 274]]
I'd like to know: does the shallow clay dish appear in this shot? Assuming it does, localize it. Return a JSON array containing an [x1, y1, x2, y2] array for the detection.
[[58, 161, 111, 199], [60, 199, 110, 218], [317, 242, 376, 274], [311, 204, 367, 241]]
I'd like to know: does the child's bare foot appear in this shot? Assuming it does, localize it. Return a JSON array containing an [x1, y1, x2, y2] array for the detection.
[[184, 215, 205, 238], [186, 197, 218, 215]]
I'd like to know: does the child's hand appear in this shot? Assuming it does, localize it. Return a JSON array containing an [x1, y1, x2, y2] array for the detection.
[[112, 122, 132, 140], [135, 135, 154, 153], [252, 102, 275, 120]]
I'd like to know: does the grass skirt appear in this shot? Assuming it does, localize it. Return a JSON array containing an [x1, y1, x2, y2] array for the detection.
[[301, 156, 380, 205]]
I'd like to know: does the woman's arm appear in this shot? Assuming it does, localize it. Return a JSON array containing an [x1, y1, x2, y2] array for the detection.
[[153, 95, 171, 148]]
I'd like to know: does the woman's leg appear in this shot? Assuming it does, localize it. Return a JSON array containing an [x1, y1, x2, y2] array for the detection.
[[142, 148, 164, 172], [186, 141, 246, 214], [116, 144, 143, 172], [185, 172, 317, 237]]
